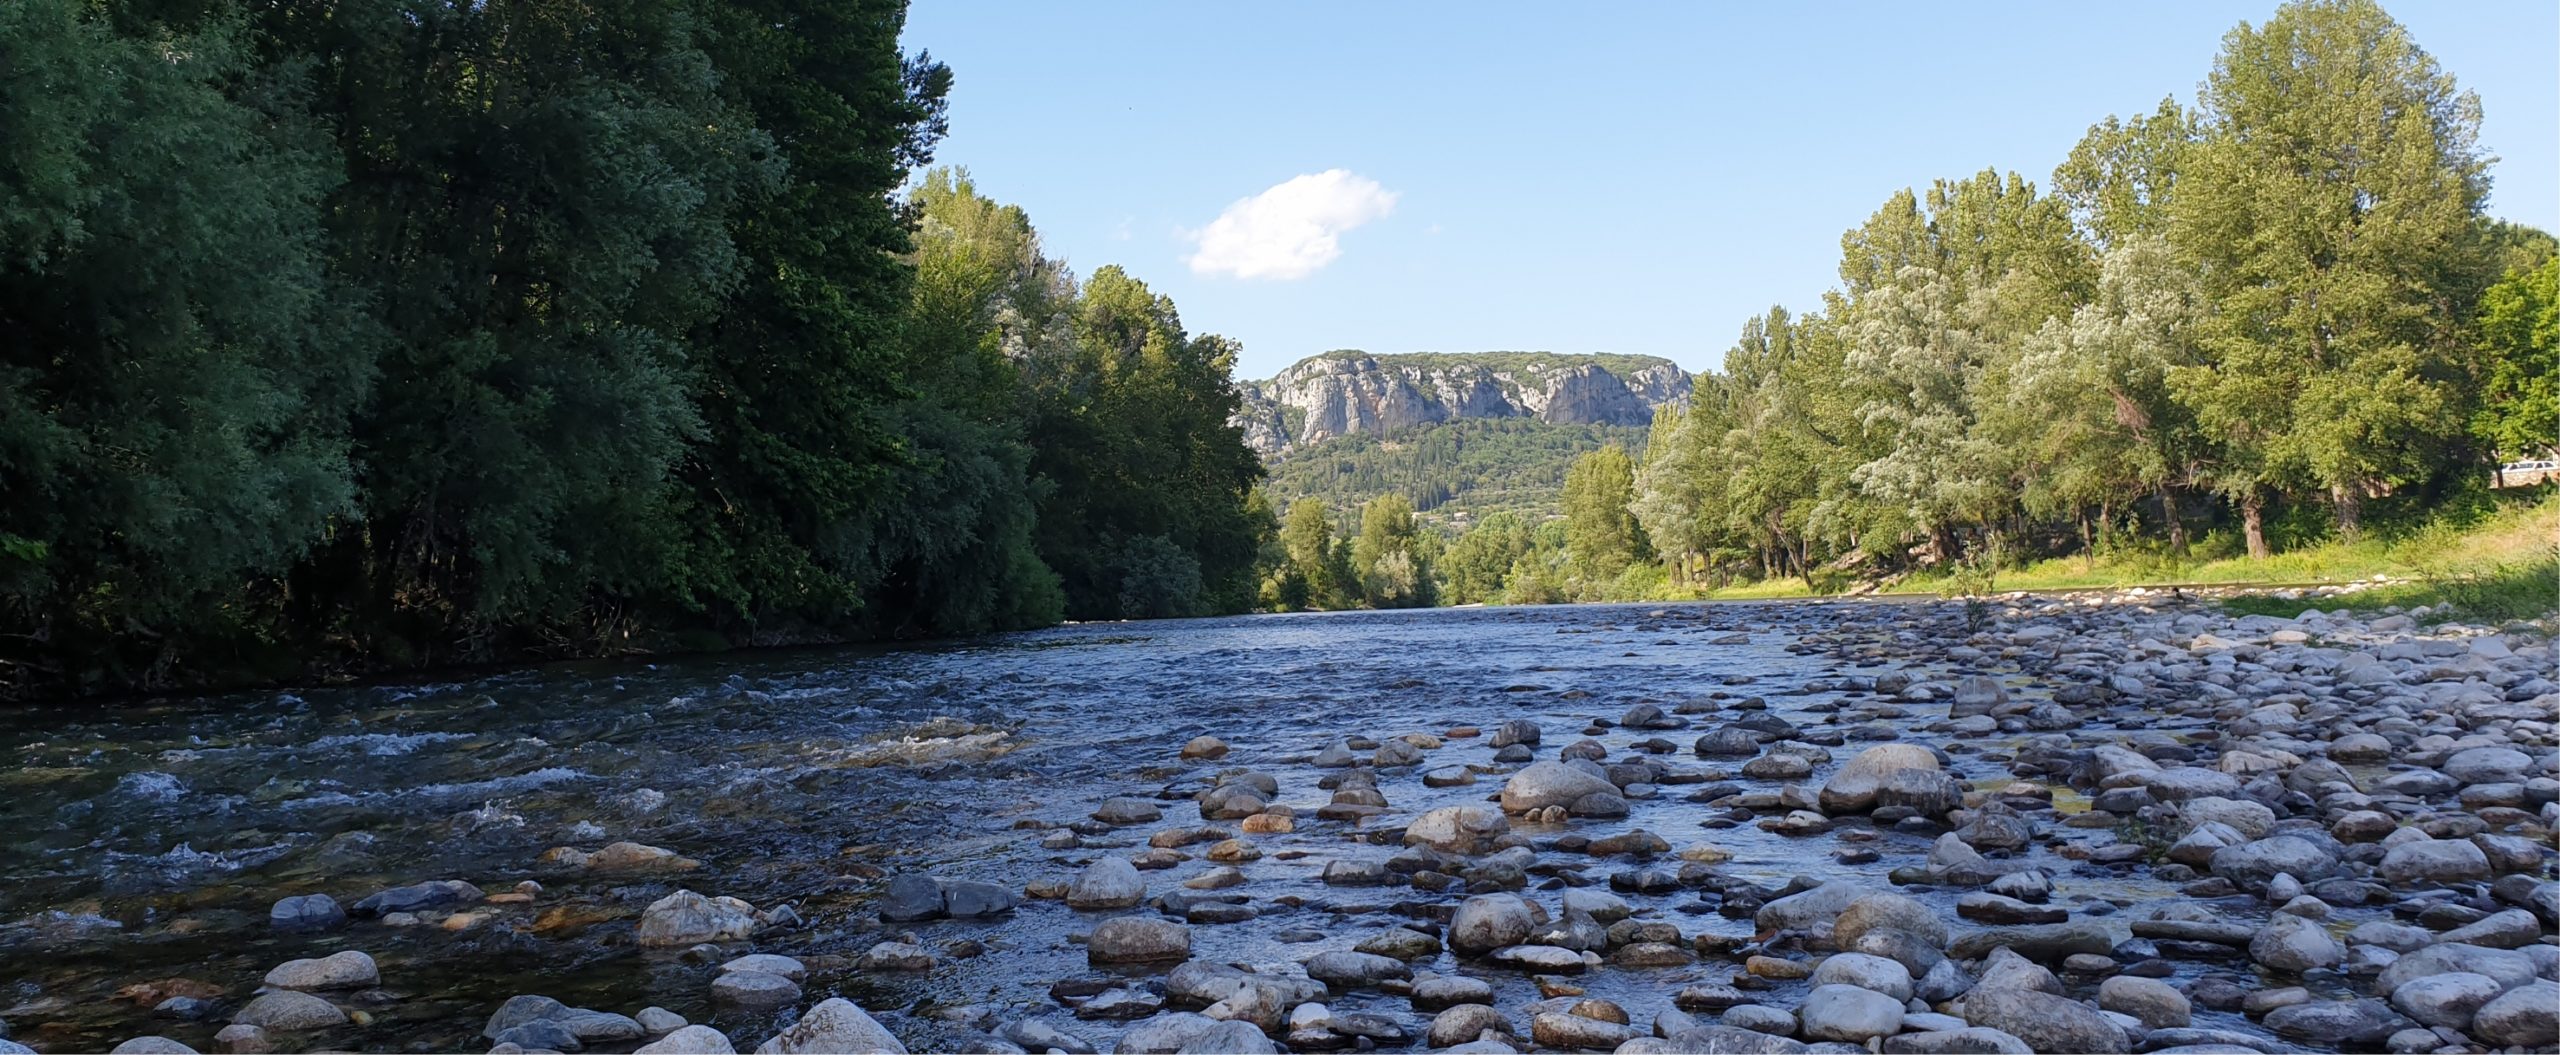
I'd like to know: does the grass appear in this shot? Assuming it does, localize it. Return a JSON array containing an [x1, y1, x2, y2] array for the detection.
[[1682, 491, 2560, 622]]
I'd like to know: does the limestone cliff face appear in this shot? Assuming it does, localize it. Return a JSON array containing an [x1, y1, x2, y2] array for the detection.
[[1232, 352, 1692, 459]]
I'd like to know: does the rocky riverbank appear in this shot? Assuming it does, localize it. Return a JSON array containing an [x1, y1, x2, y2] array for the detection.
[[0, 592, 2552, 1054]]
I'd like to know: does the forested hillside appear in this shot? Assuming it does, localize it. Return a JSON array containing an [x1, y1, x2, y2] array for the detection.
[[1258, 0, 2556, 612], [1260, 419, 1649, 526], [0, 0, 1264, 698]]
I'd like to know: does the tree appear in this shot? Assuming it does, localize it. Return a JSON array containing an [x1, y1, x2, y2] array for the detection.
[[1996, 235, 2207, 554], [0, 0, 368, 686], [2170, 0, 2489, 541], [2473, 257, 2558, 468], [266, 0, 785, 657], [1026, 266, 1264, 618], [1352, 494, 1432, 608], [1440, 513, 1532, 604], [1562, 445, 1645, 587], [2054, 98, 2199, 250]]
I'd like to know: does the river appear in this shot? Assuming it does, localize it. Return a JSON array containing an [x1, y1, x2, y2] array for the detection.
[[0, 600, 2438, 1052]]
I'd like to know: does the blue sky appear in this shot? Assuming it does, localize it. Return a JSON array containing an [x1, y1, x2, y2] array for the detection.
[[901, 3, 2558, 380]]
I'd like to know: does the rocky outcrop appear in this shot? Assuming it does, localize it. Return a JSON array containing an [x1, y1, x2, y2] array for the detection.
[[1233, 352, 1690, 458]]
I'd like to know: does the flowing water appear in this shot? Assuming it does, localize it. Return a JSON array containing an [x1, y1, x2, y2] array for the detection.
[[0, 602, 2301, 1052]]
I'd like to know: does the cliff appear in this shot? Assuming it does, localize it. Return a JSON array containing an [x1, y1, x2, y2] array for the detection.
[[1233, 351, 1692, 459]]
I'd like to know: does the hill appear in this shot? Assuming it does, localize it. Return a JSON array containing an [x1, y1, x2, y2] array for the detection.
[[1232, 350, 1689, 459], [1258, 418, 1652, 528]]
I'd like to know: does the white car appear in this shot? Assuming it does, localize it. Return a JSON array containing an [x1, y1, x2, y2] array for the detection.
[[2500, 459, 2556, 473]]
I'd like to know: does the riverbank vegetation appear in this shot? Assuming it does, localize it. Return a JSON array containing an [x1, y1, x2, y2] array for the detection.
[[0, 0, 1264, 699], [1264, 0, 2558, 619]]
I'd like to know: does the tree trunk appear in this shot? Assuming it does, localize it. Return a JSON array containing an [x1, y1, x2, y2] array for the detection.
[[2155, 482, 2188, 557], [2076, 509, 2094, 570], [2241, 490, 2269, 560], [1797, 538, 1816, 592], [2332, 484, 2362, 541]]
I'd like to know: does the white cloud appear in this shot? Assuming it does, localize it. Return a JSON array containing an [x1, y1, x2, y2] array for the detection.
[[1185, 170, 1398, 280]]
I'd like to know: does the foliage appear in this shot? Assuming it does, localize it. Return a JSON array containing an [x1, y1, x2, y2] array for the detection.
[[1261, 418, 1648, 525], [0, 0, 1266, 699], [2473, 257, 2559, 463]]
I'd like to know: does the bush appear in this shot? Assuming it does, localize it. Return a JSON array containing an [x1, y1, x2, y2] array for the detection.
[[1114, 535, 1206, 620]]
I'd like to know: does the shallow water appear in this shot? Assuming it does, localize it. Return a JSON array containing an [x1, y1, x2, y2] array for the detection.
[[0, 601, 2322, 1052]]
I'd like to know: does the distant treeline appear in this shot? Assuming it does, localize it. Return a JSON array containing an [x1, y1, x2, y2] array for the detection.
[[0, 0, 1264, 698], [1262, 0, 2556, 610]]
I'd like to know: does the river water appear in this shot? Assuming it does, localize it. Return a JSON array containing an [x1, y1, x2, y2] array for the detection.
[[0, 601, 2288, 1053]]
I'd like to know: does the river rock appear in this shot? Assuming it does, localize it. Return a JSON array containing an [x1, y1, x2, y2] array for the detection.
[[2179, 797, 2275, 839], [263, 950, 377, 990], [2262, 999, 2412, 1047], [350, 879, 481, 916], [1720, 1005, 1795, 1037], [2472, 980, 2560, 1048], [1880, 1028, 2033, 1054], [1809, 953, 1912, 1001], [754, 998, 906, 1054], [1945, 920, 2112, 962], [2096, 976, 2189, 1030], [1800, 985, 1902, 1043], [1093, 798, 1162, 825], [2374, 943, 2539, 994], [1499, 761, 1616, 813], [1957, 989, 2125, 1054], [212, 1025, 267, 1055], [1356, 927, 1442, 961], [1067, 858, 1146, 909], [713, 970, 803, 1010], [2249, 913, 2343, 973], [1488, 944, 1586, 973], [1405, 806, 1509, 855], [1179, 736, 1228, 760], [1531, 1011, 1633, 1050], [1427, 1005, 1510, 1048], [1088, 917, 1191, 964], [2443, 746, 2532, 784], [2378, 838, 2491, 884], [540, 841, 698, 872], [1833, 891, 1949, 949], [2388, 971, 2503, 1030], [268, 894, 345, 932], [638, 1025, 736, 1054], [637, 890, 758, 945], [1450, 893, 1536, 955], [2208, 836, 2336, 890], [1176, 1020, 1276, 1054], [110, 1038, 197, 1054], [1755, 881, 1868, 934], [232, 991, 345, 1032], [1305, 950, 1411, 989], [1818, 744, 1941, 813], [1658, 1025, 1811, 1054]]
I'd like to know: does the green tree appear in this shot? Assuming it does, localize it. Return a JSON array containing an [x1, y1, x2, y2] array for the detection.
[[0, 0, 368, 687], [269, 0, 783, 657], [1026, 267, 1264, 618], [1996, 235, 2208, 554], [1352, 494, 1433, 608], [1562, 445, 1645, 587], [1440, 513, 1531, 604], [2169, 0, 2489, 542], [2474, 257, 2559, 469]]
